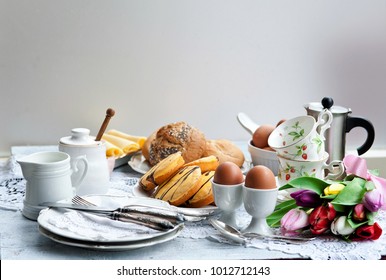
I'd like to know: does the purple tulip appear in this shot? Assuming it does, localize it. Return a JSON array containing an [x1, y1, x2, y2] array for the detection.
[[363, 188, 384, 212], [290, 189, 322, 208], [281, 208, 310, 232]]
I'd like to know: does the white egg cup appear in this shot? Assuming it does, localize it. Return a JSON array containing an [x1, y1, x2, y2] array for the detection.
[[241, 185, 278, 235], [211, 179, 243, 229]]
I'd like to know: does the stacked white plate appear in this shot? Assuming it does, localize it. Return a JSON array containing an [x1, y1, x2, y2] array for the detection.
[[37, 195, 184, 251]]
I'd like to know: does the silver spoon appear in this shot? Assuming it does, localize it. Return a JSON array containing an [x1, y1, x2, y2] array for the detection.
[[209, 218, 315, 244], [237, 112, 259, 135]]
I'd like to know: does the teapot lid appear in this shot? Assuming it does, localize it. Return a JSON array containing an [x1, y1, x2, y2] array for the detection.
[[305, 97, 351, 114], [60, 128, 98, 146]]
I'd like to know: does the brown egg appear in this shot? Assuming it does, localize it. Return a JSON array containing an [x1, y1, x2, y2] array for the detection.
[[262, 146, 275, 152], [276, 119, 286, 127], [245, 165, 276, 189], [213, 161, 244, 185], [252, 125, 275, 148]]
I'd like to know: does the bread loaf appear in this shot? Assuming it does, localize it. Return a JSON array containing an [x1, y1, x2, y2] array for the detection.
[[148, 121, 206, 166], [203, 139, 245, 167], [141, 130, 156, 162]]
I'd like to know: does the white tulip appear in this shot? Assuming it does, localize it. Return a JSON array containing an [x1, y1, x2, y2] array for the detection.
[[330, 216, 355, 236]]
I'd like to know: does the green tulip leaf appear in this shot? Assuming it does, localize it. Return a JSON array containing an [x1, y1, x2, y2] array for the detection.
[[320, 194, 337, 200], [279, 177, 330, 195], [343, 174, 357, 182], [365, 181, 375, 191], [366, 211, 377, 225], [347, 217, 368, 229], [368, 169, 380, 177], [331, 178, 367, 208], [332, 204, 348, 213]]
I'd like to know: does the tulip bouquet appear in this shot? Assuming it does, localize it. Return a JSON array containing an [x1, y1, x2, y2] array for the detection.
[[267, 154, 386, 241]]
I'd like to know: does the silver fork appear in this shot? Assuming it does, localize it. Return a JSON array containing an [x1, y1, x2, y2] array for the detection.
[[72, 195, 210, 222], [71, 195, 188, 223], [72, 195, 96, 206], [68, 195, 185, 230]]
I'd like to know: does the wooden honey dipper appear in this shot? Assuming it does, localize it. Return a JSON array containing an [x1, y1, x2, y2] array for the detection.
[[95, 108, 115, 141]]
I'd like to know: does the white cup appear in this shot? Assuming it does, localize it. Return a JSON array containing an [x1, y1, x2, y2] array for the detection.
[[277, 153, 344, 187], [17, 151, 88, 220], [268, 110, 333, 161]]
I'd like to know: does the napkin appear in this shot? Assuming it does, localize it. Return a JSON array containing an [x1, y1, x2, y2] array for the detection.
[[45, 208, 162, 242]]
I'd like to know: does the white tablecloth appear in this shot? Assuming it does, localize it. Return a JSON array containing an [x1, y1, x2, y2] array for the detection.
[[1, 145, 386, 260]]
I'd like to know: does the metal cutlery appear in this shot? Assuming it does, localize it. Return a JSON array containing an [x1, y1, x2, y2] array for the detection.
[[209, 218, 315, 244], [72, 195, 209, 222], [41, 201, 179, 231], [75, 194, 216, 219]]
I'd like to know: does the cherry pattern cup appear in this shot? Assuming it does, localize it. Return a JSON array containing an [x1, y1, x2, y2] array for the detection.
[[268, 110, 333, 161], [277, 153, 344, 187]]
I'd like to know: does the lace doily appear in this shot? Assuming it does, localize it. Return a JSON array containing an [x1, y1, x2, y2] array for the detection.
[[1, 155, 386, 260], [205, 207, 386, 260]]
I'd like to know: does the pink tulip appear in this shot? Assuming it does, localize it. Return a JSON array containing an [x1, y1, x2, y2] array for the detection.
[[281, 208, 309, 232], [353, 204, 366, 222], [363, 188, 384, 212]]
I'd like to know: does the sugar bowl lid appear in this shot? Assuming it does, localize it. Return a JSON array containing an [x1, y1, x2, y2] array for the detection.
[[60, 128, 98, 146]]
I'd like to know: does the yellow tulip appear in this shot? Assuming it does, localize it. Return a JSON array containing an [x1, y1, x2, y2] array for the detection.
[[324, 183, 345, 196]]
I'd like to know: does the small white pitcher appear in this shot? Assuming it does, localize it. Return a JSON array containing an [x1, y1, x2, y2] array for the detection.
[[17, 151, 88, 220]]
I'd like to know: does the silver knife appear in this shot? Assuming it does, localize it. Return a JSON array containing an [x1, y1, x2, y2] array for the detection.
[[40, 202, 184, 224], [124, 196, 217, 217]]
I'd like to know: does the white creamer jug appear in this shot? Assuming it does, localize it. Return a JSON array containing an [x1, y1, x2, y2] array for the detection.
[[17, 151, 88, 220], [59, 128, 110, 196]]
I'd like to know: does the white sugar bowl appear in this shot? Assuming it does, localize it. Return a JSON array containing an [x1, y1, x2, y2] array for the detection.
[[59, 128, 110, 195]]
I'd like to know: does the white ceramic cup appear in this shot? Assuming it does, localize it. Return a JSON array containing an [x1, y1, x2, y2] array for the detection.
[[268, 110, 333, 161], [248, 140, 279, 175], [242, 185, 279, 235], [17, 151, 88, 220], [211, 179, 243, 229], [277, 153, 344, 186]]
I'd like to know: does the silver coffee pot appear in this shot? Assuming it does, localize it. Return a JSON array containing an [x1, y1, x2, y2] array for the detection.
[[304, 97, 375, 162]]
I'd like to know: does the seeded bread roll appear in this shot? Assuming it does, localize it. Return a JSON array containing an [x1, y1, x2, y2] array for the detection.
[[203, 139, 245, 168], [142, 130, 156, 162], [149, 122, 206, 166]]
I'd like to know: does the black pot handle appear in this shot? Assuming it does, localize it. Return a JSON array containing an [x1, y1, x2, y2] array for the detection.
[[346, 116, 375, 155]]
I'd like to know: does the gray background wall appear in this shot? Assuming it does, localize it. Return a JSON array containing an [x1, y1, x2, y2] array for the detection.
[[1, 0, 385, 156]]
